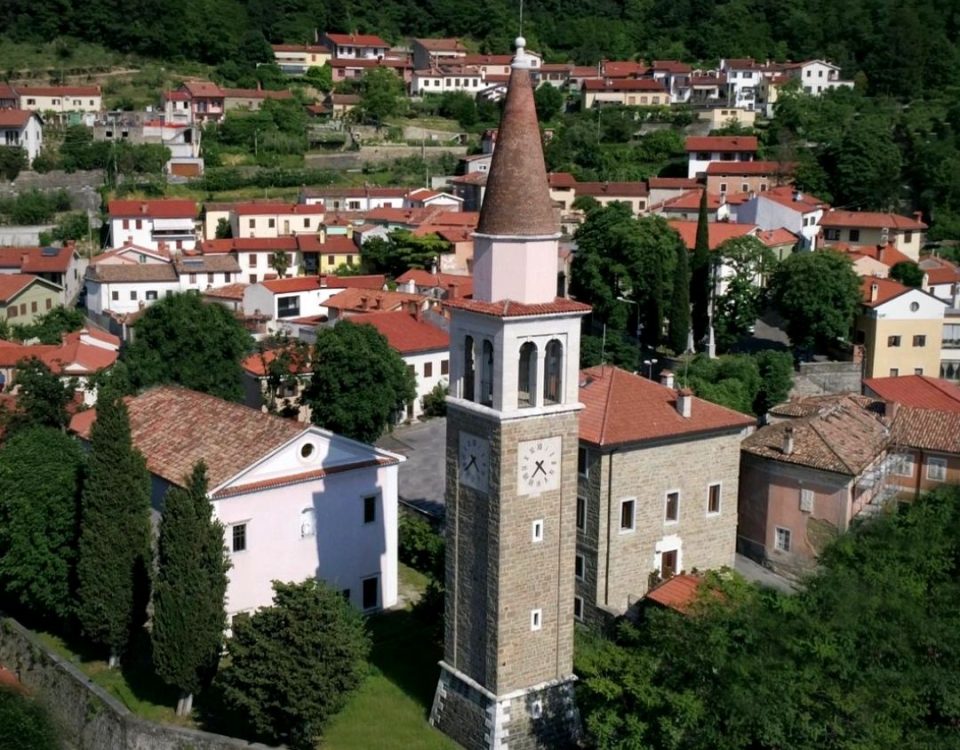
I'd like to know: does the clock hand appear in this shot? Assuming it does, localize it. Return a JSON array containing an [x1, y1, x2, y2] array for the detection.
[[465, 456, 478, 472], [532, 460, 546, 477]]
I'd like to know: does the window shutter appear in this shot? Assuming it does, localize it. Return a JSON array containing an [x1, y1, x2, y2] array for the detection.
[[799, 488, 814, 513]]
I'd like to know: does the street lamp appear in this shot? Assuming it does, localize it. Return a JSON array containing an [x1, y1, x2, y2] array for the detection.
[[643, 358, 658, 379]]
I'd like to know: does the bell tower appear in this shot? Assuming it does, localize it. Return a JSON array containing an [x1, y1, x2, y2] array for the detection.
[[430, 37, 588, 750]]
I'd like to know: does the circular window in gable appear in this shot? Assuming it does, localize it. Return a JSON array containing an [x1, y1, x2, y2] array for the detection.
[[910, 301, 920, 312], [300, 443, 315, 460]]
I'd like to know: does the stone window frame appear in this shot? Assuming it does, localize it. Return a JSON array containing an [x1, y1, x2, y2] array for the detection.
[[706, 482, 722, 516], [531, 519, 544, 543], [619, 498, 636, 533], [573, 596, 584, 622], [530, 609, 542, 631], [574, 553, 585, 580], [576, 495, 586, 531], [664, 489, 681, 525]]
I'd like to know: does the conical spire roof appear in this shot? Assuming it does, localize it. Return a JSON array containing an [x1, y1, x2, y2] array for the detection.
[[476, 41, 558, 237]]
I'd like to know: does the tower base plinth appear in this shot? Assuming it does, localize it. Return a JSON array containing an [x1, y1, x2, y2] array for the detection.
[[430, 662, 580, 750]]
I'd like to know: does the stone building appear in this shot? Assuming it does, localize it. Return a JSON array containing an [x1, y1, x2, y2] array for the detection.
[[575, 367, 754, 623], [430, 37, 589, 750]]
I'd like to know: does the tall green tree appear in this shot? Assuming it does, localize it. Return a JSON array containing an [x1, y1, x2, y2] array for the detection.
[[770, 250, 862, 355], [360, 229, 450, 278], [218, 579, 371, 749], [359, 67, 404, 129], [690, 190, 712, 347], [8, 359, 74, 432], [534, 84, 565, 122], [667, 238, 691, 355], [0, 426, 83, 623], [713, 235, 776, 352], [75, 394, 152, 665], [123, 293, 252, 402], [302, 321, 415, 443], [890, 261, 924, 287], [151, 462, 229, 717]]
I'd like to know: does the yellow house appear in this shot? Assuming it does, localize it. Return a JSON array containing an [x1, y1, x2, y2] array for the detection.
[[581, 79, 670, 108], [0, 274, 63, 325], [821, 210, 927, 262], [271, 45, 331, 75], [856, 276, 946, 379], [17, 85, 102, 113]]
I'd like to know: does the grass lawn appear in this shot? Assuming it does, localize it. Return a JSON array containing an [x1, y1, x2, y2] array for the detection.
[[31, 564, 454, 748]]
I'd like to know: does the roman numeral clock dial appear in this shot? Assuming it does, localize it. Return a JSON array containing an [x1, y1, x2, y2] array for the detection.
[[517, 436, 562, 496]]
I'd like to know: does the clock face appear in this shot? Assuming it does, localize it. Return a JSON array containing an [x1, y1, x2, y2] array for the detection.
[[518, 437, 562, 496], [459, 432, 490, 493]]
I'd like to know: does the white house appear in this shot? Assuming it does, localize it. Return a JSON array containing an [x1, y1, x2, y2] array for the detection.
[[412, 64, 484, 96], [243, 274, 389, 332], [108, 199, 198, 252], [70, 386, 403, 618], [321, 32, 391, 60], [300, 186, 408, 212], [0, 110, 43, 164], [231, 202, 327, 239], [83, 262, 180, 316], [735, 186, 828, 250], [405, 188, 463, 210], [358, 309, 450, 421], [787, 60, 854, 95], [173, 254, 242, 292], [685, 135, 758, 179], [16, 85, 102, 114]]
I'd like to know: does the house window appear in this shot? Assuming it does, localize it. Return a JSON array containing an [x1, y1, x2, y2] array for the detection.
[[774, 527, 791, 552], [130, 291, 138, 301], [208, 273, 215, 285], [45, 299, 52, 310], [135, 219, 142, 230], [225, 273, 232, 283], [423, 361, 433, 378], [719, 182, 728, 193], [800, 488, 814, 513], [824, 229, 840, 241], [913, 335, 926, 347], [248, 219, 255, 229], [574, 596, 584, 621], [7, 306, 16, 318], [578, 447, 589, 477], [232, 523, 247, 552], [904, 230, 913, 242], [665, 491, 680, 523], [189, 273, 197, 284], [532, 519, 544, 542], [300, 508, 315, 537], [327, 255, 335, 266], [576, 496, 586, 531], [620, 498, 636, 532], [249, 253, 257, 267], [887, 335, 901, 347], [362, 576, 379, 610], [848, 229, 860, 242], [530, 609, 542, 631], [480, 339, 494, 407], [660, 549, 678, 578], [146, 290, 158, 300], [927, 457, 947, 482], [575, 554, 584, 580], [440, 359, 449, 375], [363, 495, 377, 524], [707, 483, 721, 514], [741, 183, 750, 192], [122, 219, 129, 230], [268, 218, 275, 229], [914, 368, 923, 375], [892, 453, 914, 477], [277, 295, 300, 318], [30, 301, 37, 313], [249, 274, 257, 284], [890, 368, 900, 377]]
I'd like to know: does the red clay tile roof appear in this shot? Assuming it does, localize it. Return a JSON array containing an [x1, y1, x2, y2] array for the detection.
[[645, 574, 704, 613], [396, 270, 473, 297], [820, 210, 926, 230], [600, 61, 649, 77], [17, 85, 100, 97], [325, 32, 389, 47], [579, 365, 752, 447], [860, 275, 911, 307], [476, 64, 558, 237], [759, 185, 828, 212], [445, 296, 590, 319], [233, 202, 325, 215], [757, 228, 798, 247], [705, 161, 791, 176], [7, 331, 120, 375], [668, 220, 757, 250], [69, 386, 304, 489], [174, 255, 241, 274], [891, 406, 960, 454], [548, 172, 578, 188], [109, 199, 197, 219], [86, 264, 178, 283], [742, 395, 887, 475], [0, 274, 48, 302], [654, 189, 723, 213], [0, 246, 74, 273], [296, 235, 357, 254], [863, 375, 960, 413], [272, 44, 329, 53], [222, 88, 294, 100], [581, 79, 667, 92], [685, 136, 758, 152], [203, 283, 248, 301], [241, 346, 312, 377], [576, 181, 649, 197], [0, 110, 38, 128], [652, 60, 693, 73], [648, 177, 701, 190], [213, 458, 396, 498], [261, 277, 323, 294], [837, 242, 913, 269], [181, 81, 225, 98], [415, 38, 467, 51], [919, 255, 960, 286], [357, 311, 450, 354], [324, 288, 426, 312], [320, 274, 385, 289]]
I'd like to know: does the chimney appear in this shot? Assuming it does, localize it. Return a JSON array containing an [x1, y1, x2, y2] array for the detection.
[[406, 299, 421, 320], [886, 400, 899, 422], [914, 210, 923, 224], [660, 369, 675, 388], [870, 282, 879, 303], [359, 295, 368, 310], [782, 426, 795, 455], [319, 227, 326, 244], [446, 282, 459, 300], [676, 388, 693, 418], [793, 189, 803, 202]]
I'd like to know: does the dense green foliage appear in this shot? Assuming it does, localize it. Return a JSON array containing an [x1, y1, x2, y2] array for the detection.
[[218, 578, 371, 749], [203, 99, 309, 163], [9, 359, 74, 431], [678, 350, 792, 415], [0, 427, 83, 623], [123, 293, 253, 402], [667, 239, 691, 355], [576, 486, 960, 749], [303, 321, 416, 443], [38, 212, 91, 247], [51, 126, 169, 176], [713, 236, 777, 351], [151, 463, 229, 712], [360, 229, 451, 277], [770, 250, 862, 355], [571, 204, 683, 349], [0, 689, 60, 750], [398, 512, 445, 581], [0, 148, 26, 181], [890, 261, 924, 288], [75, 394, 153, 662], [11, 305, 85, 345], [359, 67, 406, 128], [0, 189, 70, 225], [420, 381, 448, 418]]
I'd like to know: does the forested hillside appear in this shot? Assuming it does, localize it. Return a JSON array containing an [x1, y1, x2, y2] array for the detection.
[[3, 0, 960, 97]]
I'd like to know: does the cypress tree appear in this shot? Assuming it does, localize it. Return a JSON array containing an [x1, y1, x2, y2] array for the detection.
[[151, 462, 230, 716], [75, 394, 152, 666], [668, 238, 691, 355], [690, 189, 712, 347]]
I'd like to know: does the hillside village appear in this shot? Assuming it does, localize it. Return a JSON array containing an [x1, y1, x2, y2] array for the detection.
[[1, 14, 960, 750]]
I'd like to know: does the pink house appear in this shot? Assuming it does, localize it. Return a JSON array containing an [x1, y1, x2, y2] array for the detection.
[[70, 386, 404, 618]]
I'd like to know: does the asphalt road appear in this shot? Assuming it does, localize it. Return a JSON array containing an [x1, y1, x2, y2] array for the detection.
[[377, 417, 448, 517]]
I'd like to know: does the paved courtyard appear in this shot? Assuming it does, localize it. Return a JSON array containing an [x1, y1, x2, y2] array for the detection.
[[377, 417, 448, 518]]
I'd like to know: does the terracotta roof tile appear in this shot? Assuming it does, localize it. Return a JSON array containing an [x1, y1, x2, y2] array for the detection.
[[742, 395, 888, 475], [0, 110, 38, 128], [0, 274, 48, 301], [0, 246, 75, 273], [324, 288, 426, 313], [203, 283, 248, 300], [647, 177, 701, 190], [759, 185, 828, 212], [919, 255, 960, 286], [757, 228, 798, 246], [17, 85, 100, 97], [324, 32, 389, 47], [86, 264, 177, 283], [705, 161, 792, 176], [820, 210, 926, 230], [357, 311, 450, 354], [108, 199, 197, 219], [581, 79, 666, 92], [445, 296, 590, 319], [891, 406, 960, 454], [296, 235, 357, 254], [396, 270, 473, 297], [579, 366, 753, 446], [576, 181, 649, 198], [860, 275, 910, 307], [863, 375, 960, 413], [645, 574, 704, 613], [476, 64, 558, 237], [174, 255, 241, 274], [233, 202, 325, 216], [320, 274, 386, 290], [685, 136, 758, 152], [667, 220, 757, 250]]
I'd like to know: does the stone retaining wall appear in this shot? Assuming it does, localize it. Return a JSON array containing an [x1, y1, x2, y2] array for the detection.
[[0, 617, 281, 750]]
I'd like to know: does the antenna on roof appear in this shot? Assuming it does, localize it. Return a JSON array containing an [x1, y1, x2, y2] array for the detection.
[[518, 0, 524, 37]]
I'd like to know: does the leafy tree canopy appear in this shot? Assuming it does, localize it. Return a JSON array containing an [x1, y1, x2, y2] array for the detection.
[[360, 229, 450, 278], [123, 293, 253, 402], [8, 359, 74, 432], [890, 261, 924, 287]]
